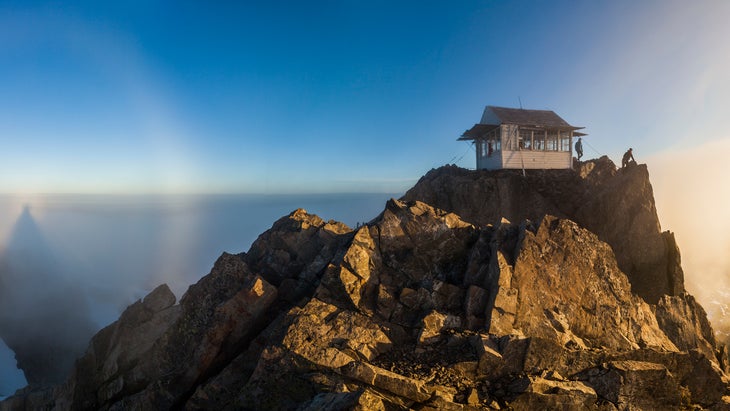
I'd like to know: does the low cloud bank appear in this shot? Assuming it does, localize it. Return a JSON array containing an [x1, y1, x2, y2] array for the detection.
[[0, 206, 96, 387], [0, 192, 397, 394], [647, 138, 730, 340]]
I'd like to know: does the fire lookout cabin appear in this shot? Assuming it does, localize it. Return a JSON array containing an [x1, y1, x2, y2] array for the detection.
[[459, 106, 586, 170]]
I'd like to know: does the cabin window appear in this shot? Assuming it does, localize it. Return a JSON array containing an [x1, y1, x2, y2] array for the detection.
[[486, 138, 495, 156], [485, 128, 500, 155], [478, 139, 491, 157], [533, 132, 544, 151], [519, 129, 532, 150], [546, 131, 558, 151], [560, 131, 571, 151]]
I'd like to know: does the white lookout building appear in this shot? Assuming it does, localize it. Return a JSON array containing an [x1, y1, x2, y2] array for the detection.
[[459, 106, 586, 170]]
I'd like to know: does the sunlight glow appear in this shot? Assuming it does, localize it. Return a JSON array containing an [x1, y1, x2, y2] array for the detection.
[[0, 9, 196, 194]]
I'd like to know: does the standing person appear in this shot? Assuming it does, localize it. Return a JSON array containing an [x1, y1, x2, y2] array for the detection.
[[575, 138, 583, 160], [622, 148, 635, 168]]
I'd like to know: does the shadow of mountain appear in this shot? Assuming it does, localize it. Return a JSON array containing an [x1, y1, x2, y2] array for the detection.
[[0, 206, 95, 386]]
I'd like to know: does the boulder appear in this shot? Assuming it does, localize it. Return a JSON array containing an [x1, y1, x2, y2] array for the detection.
[[418, 310, 462, 345], [508, 376, 597, 410], [578, 360, 681, 410], [339, 361, 432, 402], [297, 389, 388, 411]]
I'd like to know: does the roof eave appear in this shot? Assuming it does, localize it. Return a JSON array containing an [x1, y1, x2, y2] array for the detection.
[[459, 123, 500, 140]]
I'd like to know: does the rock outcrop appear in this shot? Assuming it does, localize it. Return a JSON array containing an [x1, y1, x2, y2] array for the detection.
[[402, 157, 682, 304], [2, 159, 729, 410]]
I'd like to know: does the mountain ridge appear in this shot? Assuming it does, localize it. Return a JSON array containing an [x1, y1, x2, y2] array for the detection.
[[2, 158, 728, 410]]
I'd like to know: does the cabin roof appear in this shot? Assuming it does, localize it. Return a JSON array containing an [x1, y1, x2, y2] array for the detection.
[[487, 106, 574, 128], [458, 124, 499, 140], [459, 105, 585, 140]]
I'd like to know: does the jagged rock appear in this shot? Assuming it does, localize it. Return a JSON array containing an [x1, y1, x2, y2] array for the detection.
[[471, 334, 503, 376], [283, 298, 393, 367], [656, 292, 717, 360], [54, 284, 181, 410], [500, 215, 677, 351], [340, 361, 432, 402], [183, 209, 360, 411], [0, 386, 55, 411], [244, 208, 352, 302], [464, 285, 489, 329], [48, 253, 279, 410], [508, 376, 597, 410], [4, 162, 729, 410], [316, 199, 478, 328], [402, 158, 683, 304], [297, 389, 387, 411], [418, 310, 462, 345], [532, 339, 611, 380], [141, 283, 176, 312], [585, 348, 729, 406], [578, 360, 682, 410], [681, 349, 730, 406]]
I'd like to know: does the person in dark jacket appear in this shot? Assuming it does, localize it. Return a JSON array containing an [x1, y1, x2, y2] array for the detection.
[[622, 148, 636, 168], [575, 138, 583, 160]]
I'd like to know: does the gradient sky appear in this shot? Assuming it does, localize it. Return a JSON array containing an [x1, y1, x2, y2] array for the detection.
[[2, 1, 730, 194], [2, 1, 730, 394]]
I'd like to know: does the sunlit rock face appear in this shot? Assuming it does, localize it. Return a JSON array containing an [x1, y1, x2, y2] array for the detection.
[[0, 207, 95, 386], [3, 161, 730, 410], [402, 157, 683, 305]]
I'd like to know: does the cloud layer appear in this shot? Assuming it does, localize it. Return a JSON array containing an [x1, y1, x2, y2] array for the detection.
[[648, 138, 730, 337]]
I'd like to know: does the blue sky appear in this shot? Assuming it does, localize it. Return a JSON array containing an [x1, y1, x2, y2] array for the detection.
[[1, 1, 730, 194]]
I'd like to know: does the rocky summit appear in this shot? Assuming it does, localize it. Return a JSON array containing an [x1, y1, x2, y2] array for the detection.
[[3, 158, 730, 410]]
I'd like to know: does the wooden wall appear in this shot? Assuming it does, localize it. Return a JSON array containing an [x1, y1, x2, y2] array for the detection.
[[501, 150, 571, 169]]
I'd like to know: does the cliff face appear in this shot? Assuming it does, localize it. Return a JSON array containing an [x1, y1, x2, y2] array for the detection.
[[402, 157, 683, 305], [2, 159, 728, 410]]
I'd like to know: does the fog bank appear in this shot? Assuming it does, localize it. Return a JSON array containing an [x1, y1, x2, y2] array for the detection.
[[0, 193, 397, 395], [647, 139, 730, 340]]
